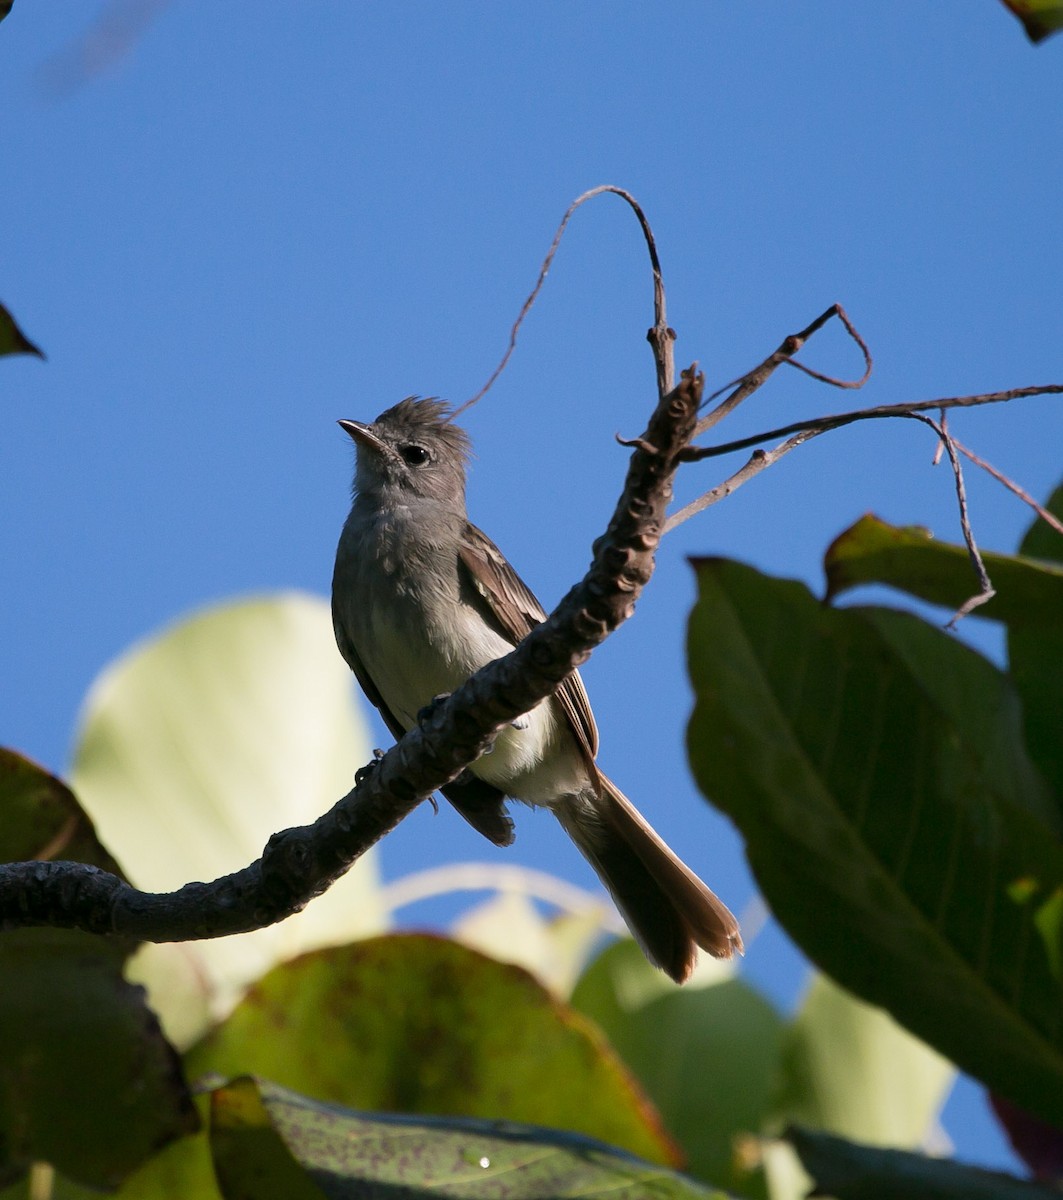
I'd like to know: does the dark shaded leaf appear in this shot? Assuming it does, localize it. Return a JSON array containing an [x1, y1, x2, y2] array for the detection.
[[0, 752, 197, 1189], [786, 1124, 1060, 1199], [990, 1093, 1063, 1183], [0, 746, 122, 871], [687, 559, 1063, 1126], [209, 1076, 732, 1199], [188, 934, 679, 1167], [1009, 483, 1063, 802], [42, 1106, 219, 1200], [1000, 0, 1063, 43], [0, 301, 43, 358]]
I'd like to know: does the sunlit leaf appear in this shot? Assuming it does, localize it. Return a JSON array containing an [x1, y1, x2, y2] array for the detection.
[[823, 513, 1063, 627], [572, 938, 780, 1197], [450, 878, 611, 994], [687, 559, 1063, 1127], [187, 934, 680, 1168], [773, 974, 953, 1146], [208, 1076, 732, 1199], [69, 594, 386, 1045]]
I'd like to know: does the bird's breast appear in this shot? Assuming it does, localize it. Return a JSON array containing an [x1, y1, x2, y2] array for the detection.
[[334, 507, 590, 805]]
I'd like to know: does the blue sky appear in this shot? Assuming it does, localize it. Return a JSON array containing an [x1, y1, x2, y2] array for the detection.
[[3, 0, 1062, 1177]]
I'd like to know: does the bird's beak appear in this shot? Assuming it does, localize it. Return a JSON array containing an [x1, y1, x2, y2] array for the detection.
[[338, 419, 389, 457]]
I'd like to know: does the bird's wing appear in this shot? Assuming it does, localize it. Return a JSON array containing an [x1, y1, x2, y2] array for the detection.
[[333, 618, 515, 847], [458, 521, 600, 767]]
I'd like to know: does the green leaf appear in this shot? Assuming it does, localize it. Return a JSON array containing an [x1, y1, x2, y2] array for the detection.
[[208, 1076, 732, 1199], [187, 934, 681, 1169], [686, 559, 1063, 1126], [211, 1080, 324, 1199], [451, 887, 608, 996], [1009, 483, 1063, 800], [0, 300, 43, 357], [42, 1109, 219, 1200], [69, 594, 386, 1047], [1000, 0, 1063, 44], [572, 939, 782, 1196], [823, 513, 1063, 628], [0, 746, 121, 871], [0, 754, 197, 1190], [785, 1125, 1061, 1200], [823, 495, 1063, 811], [773, 974, 953, 1145]]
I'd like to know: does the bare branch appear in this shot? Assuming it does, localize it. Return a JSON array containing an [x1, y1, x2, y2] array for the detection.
[[682, 383, 1063, 463], [454, 186, 672, 416], [910, 411, 995, 626], [664, 429, 820, 533], [0, 371, 705, 941], [949, 436, 1063, 542], [695, 303, 871, 436]]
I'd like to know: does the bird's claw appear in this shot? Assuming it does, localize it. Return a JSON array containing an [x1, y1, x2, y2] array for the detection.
[[354, 748, 385, 786]]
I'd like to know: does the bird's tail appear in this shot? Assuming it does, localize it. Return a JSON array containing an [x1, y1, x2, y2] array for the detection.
[[554, 775, 742, 983]]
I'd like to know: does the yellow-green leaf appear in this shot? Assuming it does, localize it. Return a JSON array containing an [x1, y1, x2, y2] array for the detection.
[[188, 934, 680, 1168], [69, 594, 386, 1045]]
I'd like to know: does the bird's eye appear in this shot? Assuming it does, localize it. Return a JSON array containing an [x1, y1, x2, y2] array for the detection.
[[399, 444, 430, 466]]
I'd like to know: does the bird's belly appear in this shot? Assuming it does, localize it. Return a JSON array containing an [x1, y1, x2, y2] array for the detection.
[[360, 601, 587, 805], [468, 703, 589, 805], [359, 603, 473, 728]]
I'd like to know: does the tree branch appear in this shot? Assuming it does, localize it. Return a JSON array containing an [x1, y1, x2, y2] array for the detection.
[[0, 369, 704, 941], [695, 303, 872, 437], [682, 383, 1063, 462]]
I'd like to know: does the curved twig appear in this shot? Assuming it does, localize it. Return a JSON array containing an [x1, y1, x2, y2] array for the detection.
[[454, 185, 673, 416], [695, 303, 871, 437]]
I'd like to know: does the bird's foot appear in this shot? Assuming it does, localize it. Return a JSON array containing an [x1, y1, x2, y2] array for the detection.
[[354, 748, 385, 786]]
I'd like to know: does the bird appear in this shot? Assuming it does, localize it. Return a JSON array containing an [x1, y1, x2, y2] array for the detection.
[[331, 396, 741, 982]]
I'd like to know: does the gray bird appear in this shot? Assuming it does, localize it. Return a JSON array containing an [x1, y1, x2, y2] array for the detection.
[[332, 396, 742, 982]]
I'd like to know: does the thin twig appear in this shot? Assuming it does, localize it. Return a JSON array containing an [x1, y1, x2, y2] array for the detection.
[[673, 405, 998, 620], [454, 185, 672, 416], [681, 384, 1063, 462], [910, 411, 995, 626], [664, 429, 821, 533], [949, 436, 1063, 542], [695, 304, 871, 436]]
